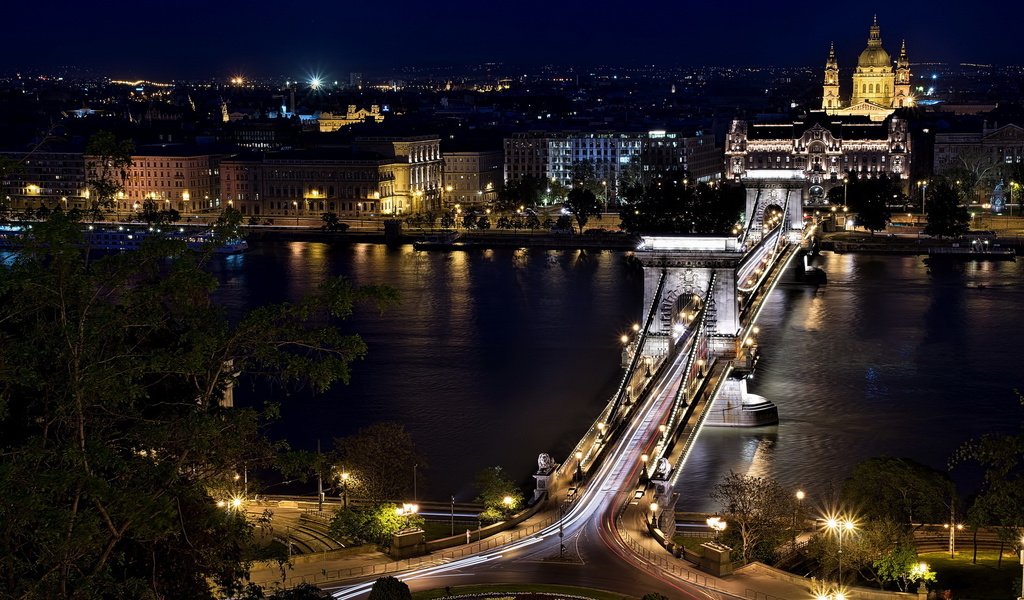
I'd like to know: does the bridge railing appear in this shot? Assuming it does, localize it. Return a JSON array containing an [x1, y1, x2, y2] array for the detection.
[[556, 270, 667, 481], [648, 273, 715, 466]]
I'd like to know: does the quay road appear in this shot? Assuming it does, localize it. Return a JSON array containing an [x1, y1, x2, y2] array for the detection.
[[330, 340, 709, 599], [325, 240, 803, 600]]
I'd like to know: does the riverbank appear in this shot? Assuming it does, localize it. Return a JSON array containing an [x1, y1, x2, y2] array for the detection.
[[819, 230, 1019, 257], [243, 226, 641, 250]]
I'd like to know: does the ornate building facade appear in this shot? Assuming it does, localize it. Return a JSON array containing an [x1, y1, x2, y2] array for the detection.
[[725, 112, 910, 199], [822, 17, 912, 122]]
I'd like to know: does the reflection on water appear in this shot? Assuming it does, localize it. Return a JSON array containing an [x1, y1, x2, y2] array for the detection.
[[676, 252, 1024, 512], [210, 242, 643, 500]]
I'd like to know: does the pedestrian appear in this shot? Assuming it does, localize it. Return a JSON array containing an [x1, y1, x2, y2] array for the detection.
[[466, 529, 471, 544]]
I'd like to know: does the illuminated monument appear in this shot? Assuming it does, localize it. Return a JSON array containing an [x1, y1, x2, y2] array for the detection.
[[822, 16, 912, 122]]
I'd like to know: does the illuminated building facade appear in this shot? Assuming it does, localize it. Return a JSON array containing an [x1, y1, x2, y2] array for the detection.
[[92, 145, 223, 215], [725, 111, 910, 199], [0, 150, 89, 213], [221, 136, 443, 218], [318, 105, 386, 132], [822, 17, 912, 122], [442, 151, 502, 207], [504, 131, 721, 201], [352, 136, 443, 214]]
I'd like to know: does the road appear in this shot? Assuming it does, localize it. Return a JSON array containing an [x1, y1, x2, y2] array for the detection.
[[329, 337, 719, 600]]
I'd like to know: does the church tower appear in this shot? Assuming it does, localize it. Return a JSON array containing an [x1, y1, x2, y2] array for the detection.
[[851, 16, 895, 108], [894, 40, 912, 107], [822, 42, 841, 111]]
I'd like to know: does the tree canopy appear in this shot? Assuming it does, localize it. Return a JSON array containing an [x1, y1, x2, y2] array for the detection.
[[333, 422, 424, 504], [564, 188, 602, 233], [0, 213, 396, 599], [842, 172, 901, 234], [618, 177, 743, 235], [924, 179, 970, 238]]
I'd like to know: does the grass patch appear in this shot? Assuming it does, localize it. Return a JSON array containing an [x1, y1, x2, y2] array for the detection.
[[671, 535, 711, 554], [920, 550, 1022, 600], [413, 583, 632, 600]]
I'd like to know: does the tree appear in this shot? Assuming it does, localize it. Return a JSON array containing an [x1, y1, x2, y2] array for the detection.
[[85, 130, 134, 214], [952, 392, 1024, 567], [476, 216, 491, 230], [0, 213, 397, 599], [564, 188, 602, 234], [569, 160, 602, 196], [439, 211, 455, 229], [328, 504, 423, 546], [842, 457, 955, 526], [496, 176, 544, 211], [321, 212, 350, 233], [367, 576, 412, 600], [710, 472, 795, 562], [461, 212, 477, 229], [924, 179, 970, 238], [618, 176, 743, 235], [844, 172, 898, 234], [873, 544, 935, 592], [475, 466, 524, 522], [333, 422, 424, 504]]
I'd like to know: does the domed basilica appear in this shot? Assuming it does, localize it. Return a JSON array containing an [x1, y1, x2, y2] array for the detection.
[[822, 16, 912, 121]]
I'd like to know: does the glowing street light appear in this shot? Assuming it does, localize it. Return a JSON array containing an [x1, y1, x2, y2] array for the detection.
[[309, 77, 322, 90], [825, 516, 857, 586]]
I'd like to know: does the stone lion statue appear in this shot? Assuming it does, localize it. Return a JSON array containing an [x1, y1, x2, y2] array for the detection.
[[652, 457, 672, 479], [537, 453, 555, 472]]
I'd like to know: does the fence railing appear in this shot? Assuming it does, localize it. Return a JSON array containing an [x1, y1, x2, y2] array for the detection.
[[277, 517, 555, 588]]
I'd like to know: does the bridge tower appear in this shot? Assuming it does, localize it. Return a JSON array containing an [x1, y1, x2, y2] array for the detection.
[[636, 236, 744, 360], [742, 171, 806, 247], [635, 235, 780, 427]]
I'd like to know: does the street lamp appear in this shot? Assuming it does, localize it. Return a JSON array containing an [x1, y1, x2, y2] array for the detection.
[[396, 502, 418, 530], [1018, 537, 1024, 600], [944, 521, 964, 558], [502, 495, 514, 516], [706, 516, 727, 542], [825, 516, 856, 586], [575, 451, 584, 484], [640, 453, 649, 480], [793, 490, 806, 549], [918, 180, 928, 217], [341, 471, 350, 508], [649, 502, 659, 526]]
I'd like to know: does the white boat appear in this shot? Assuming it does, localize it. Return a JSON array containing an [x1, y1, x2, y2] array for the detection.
[[413, 230, 461, 250]]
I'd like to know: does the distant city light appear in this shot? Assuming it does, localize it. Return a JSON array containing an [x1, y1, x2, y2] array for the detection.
[[309, 77, 322, 90]]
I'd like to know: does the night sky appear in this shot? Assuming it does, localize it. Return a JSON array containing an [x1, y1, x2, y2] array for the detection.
[[6, 1, 1024, 78]]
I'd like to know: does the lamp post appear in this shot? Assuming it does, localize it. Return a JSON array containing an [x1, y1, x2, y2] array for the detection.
[[826, 517, 856, 586], [649, 502, 659, 527], [450, 495, 455, 536], [1018, 538, 1024, 600], [706, 516, 727, 542], [793, 490, 806, 549], [918, 180, 928, 217], [340, 471, 350, 508], [640, 453, 649, 481], [575, 451, 583, 484], [944, 521, 964, 558]]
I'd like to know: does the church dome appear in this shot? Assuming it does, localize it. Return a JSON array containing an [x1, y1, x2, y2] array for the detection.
[[858, 46, 892, 68]]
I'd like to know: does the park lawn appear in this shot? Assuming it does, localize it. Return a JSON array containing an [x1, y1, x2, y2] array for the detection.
[[671, 535, 710, 554], [919, 550, 1021, 600], [413, 583, 631, 600]]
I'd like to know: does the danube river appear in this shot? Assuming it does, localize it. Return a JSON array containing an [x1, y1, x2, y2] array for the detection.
[[210, 241, 1024, 508]]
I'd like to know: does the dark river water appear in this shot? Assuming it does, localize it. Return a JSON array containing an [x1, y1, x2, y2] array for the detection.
[[209, 241, 1024, 509]]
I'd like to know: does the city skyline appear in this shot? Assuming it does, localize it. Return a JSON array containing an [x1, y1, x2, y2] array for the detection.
[[6, 1, 1024, 79]]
